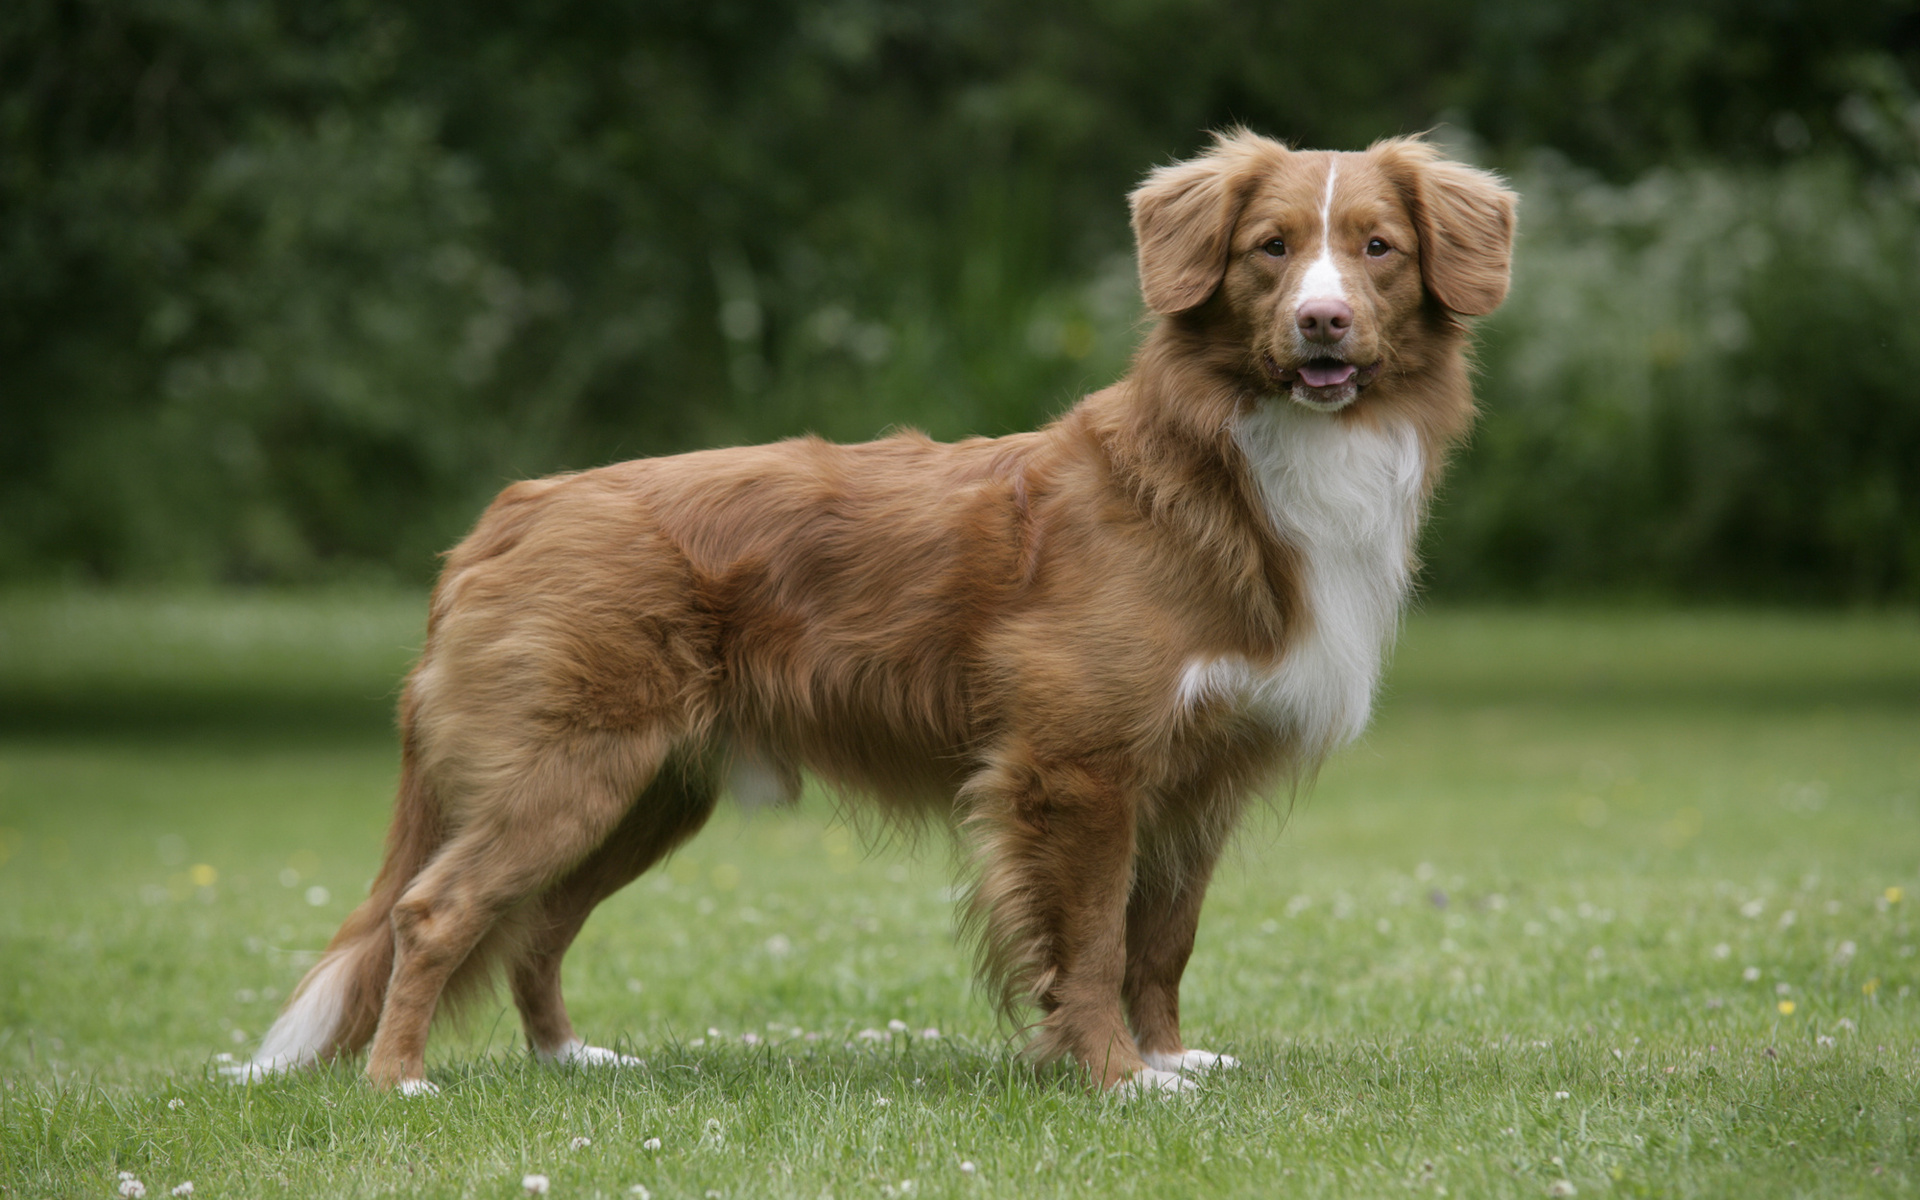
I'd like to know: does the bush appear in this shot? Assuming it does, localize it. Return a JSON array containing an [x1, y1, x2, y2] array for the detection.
[[1427, 151, 1920, 601]]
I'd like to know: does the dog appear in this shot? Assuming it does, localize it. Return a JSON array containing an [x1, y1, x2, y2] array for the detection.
[[232, 130, 1514, 1095]]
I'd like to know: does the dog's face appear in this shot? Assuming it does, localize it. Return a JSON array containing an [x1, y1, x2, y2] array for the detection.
[[1130, 132, 1517, 414]]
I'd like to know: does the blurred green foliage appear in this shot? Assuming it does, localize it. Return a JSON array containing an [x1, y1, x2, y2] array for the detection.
[[3, 0, 1918, 597]]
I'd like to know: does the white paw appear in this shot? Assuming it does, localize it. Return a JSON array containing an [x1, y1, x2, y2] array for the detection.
[[536, 1038, 645, 1068], [1141, 1048, 1240, 1074], [396, 1078, 441, 1098], [217, 1057, 287, 1085], [1115, 1066, 1198, 1097]]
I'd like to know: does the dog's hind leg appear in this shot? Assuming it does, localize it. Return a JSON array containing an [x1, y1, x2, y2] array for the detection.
[[362, 731, 672, 1091], [510, 763, 718, 1065]]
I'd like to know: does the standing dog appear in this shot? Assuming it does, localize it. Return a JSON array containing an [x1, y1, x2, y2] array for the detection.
[[234, 130, 1514, 1094]]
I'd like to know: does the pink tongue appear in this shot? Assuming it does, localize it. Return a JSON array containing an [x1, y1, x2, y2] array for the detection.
[[1299, 361, 1357, 388]]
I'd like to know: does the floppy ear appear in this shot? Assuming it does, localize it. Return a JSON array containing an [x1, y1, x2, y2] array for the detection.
[[1378, 138, 1518, 317], [1129, 131, 1279, 315]]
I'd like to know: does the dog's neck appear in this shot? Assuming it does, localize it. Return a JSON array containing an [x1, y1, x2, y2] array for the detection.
[[1083, 319, 1438, 755], [1074, 314, 1471, 669]]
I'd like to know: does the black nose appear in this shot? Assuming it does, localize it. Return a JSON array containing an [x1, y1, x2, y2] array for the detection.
[[1296, 299, 1352, 344]]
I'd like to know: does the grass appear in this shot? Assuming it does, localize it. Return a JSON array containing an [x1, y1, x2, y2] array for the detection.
[[1, 591, 1916, 1198]]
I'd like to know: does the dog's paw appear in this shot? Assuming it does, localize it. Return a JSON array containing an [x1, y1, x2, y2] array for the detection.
[[216, 1055, 284, 1085], [1142, 1048, 1240, 1074], [1114, 1066, 1198, 1097], [536, 1038, 645, 1068], [396, 1078, 441, 1098]]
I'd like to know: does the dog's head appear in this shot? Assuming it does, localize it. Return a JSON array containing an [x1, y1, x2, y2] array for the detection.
[[1130, 130, 1516, 413]]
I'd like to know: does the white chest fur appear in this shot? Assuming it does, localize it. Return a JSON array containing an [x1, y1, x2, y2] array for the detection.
[[1177, 402, 1425, 753]]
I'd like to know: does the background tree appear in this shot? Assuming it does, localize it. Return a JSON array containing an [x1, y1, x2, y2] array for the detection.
[[3, 0, 1917, 597]]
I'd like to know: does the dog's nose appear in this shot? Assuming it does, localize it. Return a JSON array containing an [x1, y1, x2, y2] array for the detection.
[[1296, 299, 1352, 344]]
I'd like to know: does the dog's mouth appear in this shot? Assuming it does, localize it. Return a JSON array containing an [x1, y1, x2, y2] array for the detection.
[[1261, 354, 1383, 409], [1262, 354, 1382, 390]]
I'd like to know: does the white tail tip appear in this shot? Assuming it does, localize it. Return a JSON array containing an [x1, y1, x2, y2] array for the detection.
[[225, 951, 352, 1083]]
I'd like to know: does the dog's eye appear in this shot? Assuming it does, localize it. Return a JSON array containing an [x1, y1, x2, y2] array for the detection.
[[1262, 238, 1287, 257], [1366, 238, 1392, 257]]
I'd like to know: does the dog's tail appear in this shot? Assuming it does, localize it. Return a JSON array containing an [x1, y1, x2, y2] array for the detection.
[[228, 731, 445, 1081]]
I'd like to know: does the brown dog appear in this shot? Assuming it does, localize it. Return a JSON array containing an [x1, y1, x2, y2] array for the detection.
[[233, 130, 1514, 1095]]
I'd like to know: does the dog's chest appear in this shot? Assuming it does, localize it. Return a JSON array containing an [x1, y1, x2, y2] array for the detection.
[[1178, 404, 1424, 751]]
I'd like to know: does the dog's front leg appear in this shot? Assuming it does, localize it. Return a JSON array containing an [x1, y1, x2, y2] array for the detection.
[[965, 750, 1184, 1092], [1123, 837, 1238, 1078]]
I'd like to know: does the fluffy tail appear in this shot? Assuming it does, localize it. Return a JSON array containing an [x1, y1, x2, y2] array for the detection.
[[228, 737, 445, 1079]]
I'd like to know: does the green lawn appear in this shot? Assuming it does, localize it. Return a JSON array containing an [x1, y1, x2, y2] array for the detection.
[[1, 593, 1916, 1198]]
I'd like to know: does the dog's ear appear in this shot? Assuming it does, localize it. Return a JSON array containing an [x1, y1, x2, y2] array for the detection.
[[1377, 138, 1518, 317], [1129, 131, 1279, 315]]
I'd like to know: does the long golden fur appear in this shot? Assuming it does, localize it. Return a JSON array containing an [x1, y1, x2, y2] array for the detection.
[[240, 130, 1516, 1094]]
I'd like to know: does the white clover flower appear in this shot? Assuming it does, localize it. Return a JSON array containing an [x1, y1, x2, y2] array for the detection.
[[960, 1160, 977, 1174], [1837, 1018, 1857, 1033], [875, 1096, 891, 1106], [1743, 966, 1762, 983], [1817, 1035, 1836, 1048], [1775, 982, 1791, 995], [1712, 943, 1731, 959], [1835, 940, 1857, 964], [570, 1136, 592, 1151], [857, 1028, 886, 1042], [523, 1174, 550, 1195], [643, 1137, 662, 1151], [171, 1185, 194, 1198], [167, 1098, 185, 1111], [920, 1027, 941, 1040], [887, 1019, 908, 1033], [1740, 899, 1764, 919], [631, 1187, 651, 1200], [118, 1179, 147, 1199], [1553, 1090, 1570, 1100], [1548, 1181, 1576, 1198], [740, 1032, 761, 1046]]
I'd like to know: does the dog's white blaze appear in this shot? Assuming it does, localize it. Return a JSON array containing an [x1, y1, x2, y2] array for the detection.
[[1295, 159, 1346, 303], [1184, 404, 1423, 752], [242, 950, 352, 1076]]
